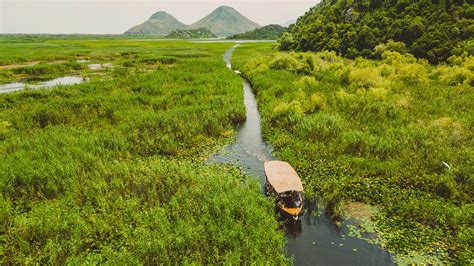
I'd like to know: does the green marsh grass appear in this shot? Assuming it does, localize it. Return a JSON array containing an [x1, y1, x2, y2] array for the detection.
[[232, 42, 473, 263], [0, 37, 287, 264]]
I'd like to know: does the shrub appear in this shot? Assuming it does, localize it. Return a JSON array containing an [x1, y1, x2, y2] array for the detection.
[[269, 54, 311, 75], [294, 76, 318, 92], [244, 57, 270, 74], [141, 57, 177, 65], [396, 63, 429, 85], [378, 64, 394, 77], [381, 51, 416, 65], [342, 130, 372, 157], [349, 67, 389, 89], [368, 87, 389, 101], [270, 54, 300, 70], [439, 66, 473, 86], [373, 40, 408, 58], [271, 100, 304, 128], [304, 93, 325, 113], [157, 57, 177, 65], [278, 32, 296, 51]]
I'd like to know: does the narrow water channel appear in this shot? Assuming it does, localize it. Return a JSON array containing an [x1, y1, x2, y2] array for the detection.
[[213, 44, 395, 265]]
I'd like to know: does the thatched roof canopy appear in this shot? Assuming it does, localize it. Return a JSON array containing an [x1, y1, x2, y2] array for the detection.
[[264, 161, 303, 193]]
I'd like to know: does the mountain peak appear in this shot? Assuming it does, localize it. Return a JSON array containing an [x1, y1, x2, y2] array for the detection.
[[150, 11, 173, 19], [189, 6, 260, 37], [125, 11, 187, 35], [211, 6, 241, 16], [126, 6, 260, 37], [215, 6, 237, 12]]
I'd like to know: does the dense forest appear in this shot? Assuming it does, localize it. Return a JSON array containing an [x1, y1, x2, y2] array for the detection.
[[227, 25, 287, 40], [280, 0, 473, 64]]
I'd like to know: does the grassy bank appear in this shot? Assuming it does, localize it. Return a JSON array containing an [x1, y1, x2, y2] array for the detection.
[[232, 42, 473, 263], [0, 37, 287, 264]]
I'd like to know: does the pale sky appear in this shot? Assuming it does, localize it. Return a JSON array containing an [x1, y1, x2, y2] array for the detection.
[[0, 0, 319, 34]]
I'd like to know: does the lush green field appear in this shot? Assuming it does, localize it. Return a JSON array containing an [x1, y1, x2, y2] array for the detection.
[[232, 42, 473, 263], [0, 37, 287, 264]]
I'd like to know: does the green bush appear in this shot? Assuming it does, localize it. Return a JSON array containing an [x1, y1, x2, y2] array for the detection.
[[271, 100, 304, 128], [373, 40, 408, 58], [269, 54, 311, 75], [278, 32, 296, 51]]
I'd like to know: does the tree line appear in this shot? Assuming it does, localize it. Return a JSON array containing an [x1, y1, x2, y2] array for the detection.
[[280, 0, 473, 64]]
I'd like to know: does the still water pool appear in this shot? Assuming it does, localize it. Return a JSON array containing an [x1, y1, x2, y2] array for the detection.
[[0, 76, 86, 94]]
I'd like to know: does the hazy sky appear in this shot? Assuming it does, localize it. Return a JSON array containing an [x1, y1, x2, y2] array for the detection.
[[0, 0, 318, 34]]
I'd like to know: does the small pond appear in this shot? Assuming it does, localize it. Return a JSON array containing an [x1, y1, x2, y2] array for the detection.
[[0, 76, 87, 94]]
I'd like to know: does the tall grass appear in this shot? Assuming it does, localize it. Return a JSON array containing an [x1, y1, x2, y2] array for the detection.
[[232, 42, 473, 263], [0, 37, 287, 264]]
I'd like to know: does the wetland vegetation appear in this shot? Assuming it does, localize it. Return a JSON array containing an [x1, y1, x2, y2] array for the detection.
[[1, 3, 472, 260], [0, 36, 287, 264], [231, 42, 473, 263]]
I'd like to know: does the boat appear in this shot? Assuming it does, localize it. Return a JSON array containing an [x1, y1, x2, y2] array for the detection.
[[264, 160, 304, 220]]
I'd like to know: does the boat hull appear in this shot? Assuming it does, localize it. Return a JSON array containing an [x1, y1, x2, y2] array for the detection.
[[277, 206, 303, 220]]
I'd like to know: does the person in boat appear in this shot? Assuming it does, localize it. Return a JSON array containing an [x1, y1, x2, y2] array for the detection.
[[291, 192, 301, 208], [264, 160, 304, 220], [294, 194, 301, 208]]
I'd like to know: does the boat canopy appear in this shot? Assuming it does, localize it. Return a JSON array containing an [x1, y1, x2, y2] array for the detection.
[[264, 161, 304, 194]]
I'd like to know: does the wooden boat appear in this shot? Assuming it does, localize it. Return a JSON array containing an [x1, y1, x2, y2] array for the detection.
[[264, 160, 304, 220]]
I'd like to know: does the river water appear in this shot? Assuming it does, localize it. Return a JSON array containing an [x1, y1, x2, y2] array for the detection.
[[213, 44, 395, 265]]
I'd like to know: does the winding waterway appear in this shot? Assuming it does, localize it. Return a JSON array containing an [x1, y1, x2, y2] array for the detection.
[[213, 44, 395, 265]]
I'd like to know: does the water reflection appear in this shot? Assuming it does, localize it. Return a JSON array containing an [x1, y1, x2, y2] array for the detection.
[[0, 76, 87, 94]]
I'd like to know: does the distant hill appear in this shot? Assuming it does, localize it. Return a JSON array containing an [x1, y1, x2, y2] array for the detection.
[[125, 11, 187, 35], [164, 28, 217, 39], [189, 6, 260, 37], [227, 24, 287, 40], [281, 0, 473, 63], [280, 20, 296, 27], [125, 6, 260, 37]]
